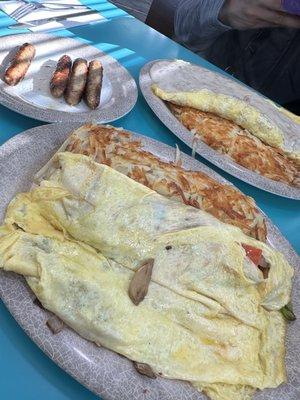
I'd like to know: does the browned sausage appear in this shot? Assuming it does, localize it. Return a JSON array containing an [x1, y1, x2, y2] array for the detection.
[[85, 60, 103, 110], [4, 43, 36, 86], [50, 55, 72, 98], [64, 58, 88, 106]]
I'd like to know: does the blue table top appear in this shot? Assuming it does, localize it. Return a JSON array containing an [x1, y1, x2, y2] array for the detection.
[[0, 1, 299, 399]]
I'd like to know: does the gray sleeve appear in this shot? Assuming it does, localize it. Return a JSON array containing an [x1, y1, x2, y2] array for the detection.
[[174, 0, 232, 54]]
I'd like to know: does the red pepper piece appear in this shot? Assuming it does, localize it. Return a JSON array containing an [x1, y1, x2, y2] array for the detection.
[[242, 244, 263, 266]]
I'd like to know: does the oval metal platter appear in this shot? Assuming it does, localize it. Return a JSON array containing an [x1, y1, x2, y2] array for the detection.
[[0, 123, 299, 400], [139, 59, 300, 200], [0, 33, 137, 123]]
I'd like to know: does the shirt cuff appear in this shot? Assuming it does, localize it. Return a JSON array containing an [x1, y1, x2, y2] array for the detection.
[[207, 0, 232, 33]]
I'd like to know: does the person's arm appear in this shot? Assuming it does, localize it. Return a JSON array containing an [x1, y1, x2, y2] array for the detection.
[[174, 0, 300, 54], [174, 0, 231, 54], [219, 0, 300, 29]]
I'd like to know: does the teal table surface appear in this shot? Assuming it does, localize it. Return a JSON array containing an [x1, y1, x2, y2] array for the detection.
[[0, 1, 299, 399]]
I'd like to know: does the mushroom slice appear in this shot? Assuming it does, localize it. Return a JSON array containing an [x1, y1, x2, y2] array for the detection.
[[133, 362, 156, 379], [128, 259, 154, 306], [46, 315, 65, 334]]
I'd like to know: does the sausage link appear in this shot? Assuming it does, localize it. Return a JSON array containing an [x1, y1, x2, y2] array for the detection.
[[4, 43, 36, 86], [50, 55, 72, 98], [64, 58, 88, 106], [85, 60, 103, 110]]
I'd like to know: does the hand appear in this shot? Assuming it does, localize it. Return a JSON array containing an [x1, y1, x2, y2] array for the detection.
[[219, 0, 300, 29]]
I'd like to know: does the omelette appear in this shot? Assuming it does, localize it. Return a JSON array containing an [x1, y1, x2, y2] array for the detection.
[[152, 86, 300, 187], [49, 124, 266, 241], [0, 152, 294, 400]]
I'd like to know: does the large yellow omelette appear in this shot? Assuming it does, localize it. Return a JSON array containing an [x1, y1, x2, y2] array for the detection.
[[0, 152, 294, 400]]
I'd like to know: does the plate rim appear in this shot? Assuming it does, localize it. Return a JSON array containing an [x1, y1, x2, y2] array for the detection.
[[139, 59, 300, 200]]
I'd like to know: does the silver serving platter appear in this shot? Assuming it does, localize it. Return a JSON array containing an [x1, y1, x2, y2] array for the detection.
[[139, 60, 300, 200], [0, 33, 137, 123], [0, 123, 299, 400]]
